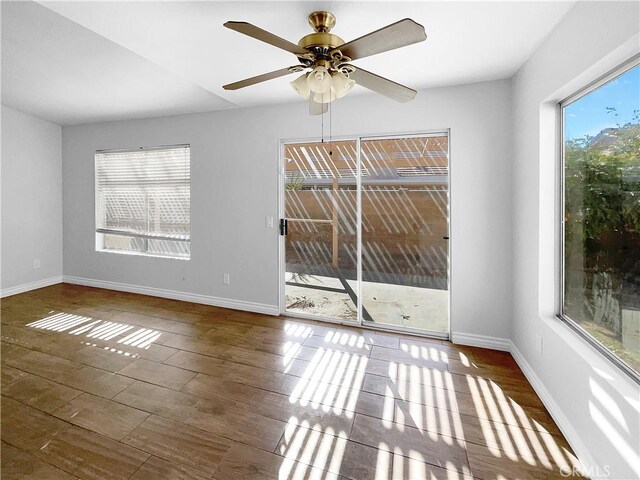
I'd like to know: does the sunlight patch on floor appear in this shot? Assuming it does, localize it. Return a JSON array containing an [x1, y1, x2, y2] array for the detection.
[[26, 311, 163, 355]]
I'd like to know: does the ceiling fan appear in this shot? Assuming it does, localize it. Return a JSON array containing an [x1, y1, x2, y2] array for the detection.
[[222, 11, 427, 114]]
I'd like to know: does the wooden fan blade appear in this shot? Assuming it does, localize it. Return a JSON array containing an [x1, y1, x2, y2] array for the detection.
[[223, 67, 299, 90], [224, 21, 308, 56], [309, 98, 328, 115], [349, 67, 417, 103], [334, 19, 426, 61]]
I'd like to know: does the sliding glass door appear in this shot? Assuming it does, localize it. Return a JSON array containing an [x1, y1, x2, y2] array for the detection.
[[283, 140, 359, 323], [359, 135, 449, 334], [281, 132, 449, 336]]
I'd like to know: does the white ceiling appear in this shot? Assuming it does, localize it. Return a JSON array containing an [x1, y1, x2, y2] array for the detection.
[[2, 1, 577, 125]]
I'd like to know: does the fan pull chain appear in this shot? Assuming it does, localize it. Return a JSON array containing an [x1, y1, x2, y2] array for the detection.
[[329, 96, 333, 162], [321, 101, 324, 144]]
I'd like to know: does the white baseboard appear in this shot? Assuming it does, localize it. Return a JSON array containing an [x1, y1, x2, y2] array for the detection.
[[0, 275, 63, 298], [450, 332, 511, 351], [62, 275, 279, 316], [510, 341, 597, 477]]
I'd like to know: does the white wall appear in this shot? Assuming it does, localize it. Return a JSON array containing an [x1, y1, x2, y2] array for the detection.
[[62, 79, 513, 343], [511, 1, 640, 478], [1, 105, 63, 295]]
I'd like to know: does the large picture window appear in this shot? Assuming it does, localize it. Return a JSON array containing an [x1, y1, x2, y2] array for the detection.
[[561, 60, 639, 380], [95, 145, 191, 259]]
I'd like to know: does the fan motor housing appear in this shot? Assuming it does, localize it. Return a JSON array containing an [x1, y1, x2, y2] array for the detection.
[[298, 32, 344, 51]]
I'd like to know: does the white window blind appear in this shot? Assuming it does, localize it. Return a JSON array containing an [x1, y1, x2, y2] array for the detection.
[[95, 145, 190, 258]]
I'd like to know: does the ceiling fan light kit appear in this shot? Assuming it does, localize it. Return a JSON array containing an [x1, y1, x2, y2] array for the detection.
[[223, 11, 427, 114], [289, 63, 354, 103]]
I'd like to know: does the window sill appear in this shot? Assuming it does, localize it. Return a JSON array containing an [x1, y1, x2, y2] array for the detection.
[[550, 313, 640, 384]]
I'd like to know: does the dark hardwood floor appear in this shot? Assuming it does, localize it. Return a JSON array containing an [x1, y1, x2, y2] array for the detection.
[[0, 284, 584, 479]]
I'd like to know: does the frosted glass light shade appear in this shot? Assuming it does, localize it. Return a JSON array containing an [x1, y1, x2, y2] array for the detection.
[[331, 71, 355, 99], [313, 89, 336, 104], [307, 66, 331, 94], [290, 73, 310, 100]]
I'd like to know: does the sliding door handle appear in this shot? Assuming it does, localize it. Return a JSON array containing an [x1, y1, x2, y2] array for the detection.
[[442, 236, 449, 240], [280, 218, 288, 236]]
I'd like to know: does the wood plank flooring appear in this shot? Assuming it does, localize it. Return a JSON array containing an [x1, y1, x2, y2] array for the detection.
[[1, 284, 585, 479]]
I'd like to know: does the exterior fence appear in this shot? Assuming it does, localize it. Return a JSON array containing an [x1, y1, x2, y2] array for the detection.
[[285, 187, 449, 289]]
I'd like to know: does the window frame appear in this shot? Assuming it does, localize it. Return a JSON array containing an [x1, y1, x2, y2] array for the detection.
[[94, 143, 191, 260], [558, 55, 640, 384]]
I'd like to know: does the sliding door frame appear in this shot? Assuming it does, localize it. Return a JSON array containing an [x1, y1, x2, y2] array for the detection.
[[278, 129, 451, 340]]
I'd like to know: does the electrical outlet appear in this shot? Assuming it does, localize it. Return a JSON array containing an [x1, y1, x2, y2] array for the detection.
[[536, 334, 543, 357], [223, 273, 230, 285], [265, 216, 274, 228], [32, 259, 41, 269]]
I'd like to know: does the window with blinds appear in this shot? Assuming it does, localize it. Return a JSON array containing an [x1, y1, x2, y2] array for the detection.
[[95, 145, 190, 259]]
